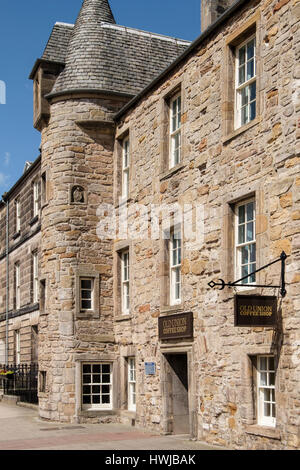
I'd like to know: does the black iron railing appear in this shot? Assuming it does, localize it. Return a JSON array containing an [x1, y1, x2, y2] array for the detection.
[[0, 363, 38, 404]]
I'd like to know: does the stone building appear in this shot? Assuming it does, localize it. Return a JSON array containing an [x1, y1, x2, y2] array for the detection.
[[0, 0, 299, 450]]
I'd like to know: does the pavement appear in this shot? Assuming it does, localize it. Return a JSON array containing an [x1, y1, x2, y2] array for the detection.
[[0, 401, 226, 451]]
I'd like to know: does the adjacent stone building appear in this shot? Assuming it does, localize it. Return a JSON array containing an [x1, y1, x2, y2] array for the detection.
[[0, 0, 299, 450]]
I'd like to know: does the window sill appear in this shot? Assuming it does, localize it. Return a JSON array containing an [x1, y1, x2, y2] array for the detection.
[[115, 314, 132, 322], [223, 116, 261, 144], [29, 215, 39, 226], [160, 304, 184, 315], [79, 409, 116, 418], [76, 311, 99, 320], [12, 231, 20, 240], [245, 424, 281, 440], [115, 197, 133, 209], [160, 163, 185, 181]]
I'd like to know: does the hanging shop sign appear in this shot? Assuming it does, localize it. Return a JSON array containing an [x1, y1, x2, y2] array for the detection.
[[234, 295, 277, 327], [145, 362, 156, 375], [158, 311, 193, 340]]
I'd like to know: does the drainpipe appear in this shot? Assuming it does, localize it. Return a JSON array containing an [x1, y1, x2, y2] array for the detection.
[[5, 198, 9, 365]]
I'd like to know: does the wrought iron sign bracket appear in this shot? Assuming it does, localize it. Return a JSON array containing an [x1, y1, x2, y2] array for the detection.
[[208, 251, 287, 297]]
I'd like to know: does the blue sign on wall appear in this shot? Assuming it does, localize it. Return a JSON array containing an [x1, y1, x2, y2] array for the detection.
[[145, 362, 156, 375]]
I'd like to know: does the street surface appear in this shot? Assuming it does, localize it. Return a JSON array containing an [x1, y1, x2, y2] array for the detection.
[[0, 401, 225, 451]]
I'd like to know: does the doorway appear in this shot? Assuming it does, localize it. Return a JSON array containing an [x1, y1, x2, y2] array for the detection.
[[163, 353, 189, 434]]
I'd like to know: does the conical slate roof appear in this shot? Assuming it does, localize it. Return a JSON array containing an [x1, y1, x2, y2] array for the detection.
[[51, 0, 116, 94], [47, 0, 190, 97]]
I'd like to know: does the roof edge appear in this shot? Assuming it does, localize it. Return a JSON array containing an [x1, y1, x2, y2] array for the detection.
[[45, 88, 135, 102], [2, 155, 41, 202], [29, 58, 65, 80], [114, 0, 248, 121]]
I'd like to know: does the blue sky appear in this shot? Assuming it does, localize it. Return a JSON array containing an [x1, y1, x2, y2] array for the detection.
[[0, 0, 201, 194]]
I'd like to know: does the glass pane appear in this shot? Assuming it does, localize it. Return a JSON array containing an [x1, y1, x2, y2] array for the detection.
[[241, 246, 249, 265], [81, 300, 92, 309], [83, 374, 90, 384], [175, 267, 180, 283], [249, 264, 256, 283], [241, 106, 248, 125], [269, 357, 275, 370], [238, 225, 245, 244], [250, 100, 256, 121], [92, 395, 100, 404], [175, 282, 180, 300], [260, 357, 267, 371], [178, 246, 181, 264], [81, 290, 91, 299], [239, 45, 246, 65], [83, 364, 91, 374], [247, 59, 255, 80], [247, 39, 255, 59], [102, 374, 111, 384], [250, 82, 256, 102], [260, 372, 267, 386], [241, 87, 248, 106], [272, 404, 276, 418], [172, 116, 177, 132], [242, 265, 248, 281], [81, 280, 92, 289], [250, 244, 256, 263], [102, 385, 110, 394], [269, 373, 275, 386], [239, 66, 245, 85], [102, 395, 110, 404], [263, 388, 271, 402], [102, 364, 110, 374], [92, 385, 100, 394], [264, 402, 271, 417], [247, 222, 254, 241], [238, 205, 245, 224], [83, 386, 91, 394], [82, 395, 91, 404], [246, 202, 254, 221], [93, 364, 100, 373], [93, 374, 101, 383]]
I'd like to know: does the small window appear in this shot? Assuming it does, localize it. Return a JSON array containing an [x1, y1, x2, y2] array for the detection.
[[41, 172, 47, 205], [235, 36, 256, 129], [121, 251, 130, 315], [33, 180, 39, 218], [80, 278, 94, 311], [14, 329, 20, 365], [169, 94, 181, 168], [82, 363, 112, 410], [15, 263, 21, 310], [257, 356, 276, 427], [31, 325, 38, 363], [170, 227, 181, 305], [128, 357, 136, 412], [15, 199, 21, 233], [33, 252, 39, 303], [235, 199, 256, 284], [122, 137, 130, 199]]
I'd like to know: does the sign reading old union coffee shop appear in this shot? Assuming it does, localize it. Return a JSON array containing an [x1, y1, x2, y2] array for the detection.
[[159, 312, 193, 340], [235, 295, 277, 327]]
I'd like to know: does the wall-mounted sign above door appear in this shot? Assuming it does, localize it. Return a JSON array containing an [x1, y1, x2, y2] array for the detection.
[[158, 311, 193, 340], [234, 295, 277, 327]]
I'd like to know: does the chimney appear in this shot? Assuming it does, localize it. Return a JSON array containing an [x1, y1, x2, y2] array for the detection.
[[201, 0, 235, 32]]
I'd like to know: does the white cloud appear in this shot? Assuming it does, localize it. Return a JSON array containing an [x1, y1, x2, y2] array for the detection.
[[4, 152, 10, 166]]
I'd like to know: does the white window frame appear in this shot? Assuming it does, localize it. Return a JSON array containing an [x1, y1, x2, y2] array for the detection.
[[170, 226, 181, 305], [257, 356, 276, 427], [128, 357, 136, 412], [80, 278, 94, 312], [122, 137, 130, 199], [15, 199, 21, 233], [33, 252, 39, 303], [235, 199, 256, 286], [15, 329, 20, 365], [235, 35, 256, 129], [82, 363, 112, 410], [121, 250, 130, 315], [15, 263, 20, 310], [169, 93, 182, 169], [33, 180, 39, 218]]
